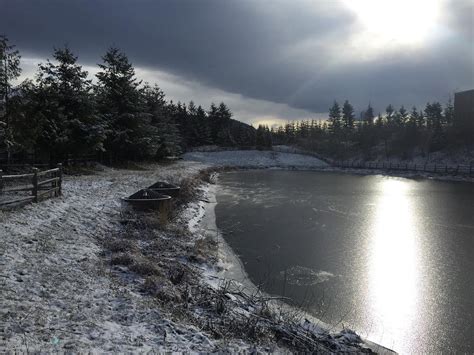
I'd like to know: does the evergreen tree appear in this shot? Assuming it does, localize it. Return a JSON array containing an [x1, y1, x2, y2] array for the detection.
[[96, 47, 158, 160], [208, 102, 233, 145], [342, 100, 355, 130], [30, 46, 103, 161], [0, 35, 22, 161], [263, 125, 273, 148], [444, 97, 454, 126], [196, 105, 212, 145], [142, 84, 181, 157], [416, 108, 425, 127], [328, 101, 342, 133], [364, 103, 375, 125], [256, 125, 265, 149], [375, 113, 384, 129], [385, 104, 395, 125], [409, 106, 420, 127], [398, 105, 408, 125], [424, 102, 443, 130]]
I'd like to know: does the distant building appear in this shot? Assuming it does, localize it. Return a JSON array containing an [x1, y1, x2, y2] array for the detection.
[[454, 89, 474, 133]]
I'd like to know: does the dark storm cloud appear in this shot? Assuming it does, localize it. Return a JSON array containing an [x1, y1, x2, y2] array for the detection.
[[1, 0, 473, 115]]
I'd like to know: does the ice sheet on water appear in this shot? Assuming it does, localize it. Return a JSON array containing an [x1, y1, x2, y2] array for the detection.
[[279, 265, 335, 286]]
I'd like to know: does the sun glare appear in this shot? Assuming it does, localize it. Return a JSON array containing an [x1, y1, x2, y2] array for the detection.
[[344, 0, 442, 46], [367, 179, 421, 350]]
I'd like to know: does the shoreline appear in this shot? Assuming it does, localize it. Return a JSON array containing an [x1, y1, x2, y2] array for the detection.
[[184, 150, 474, 184], [197, 174, 395, 354], [322, 166, 474, 183]]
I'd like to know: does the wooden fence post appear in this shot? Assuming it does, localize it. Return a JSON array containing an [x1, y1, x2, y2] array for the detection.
[[32, 168, 38, 202], [57, 163, 63, 196], [0, 169, 3, 195]]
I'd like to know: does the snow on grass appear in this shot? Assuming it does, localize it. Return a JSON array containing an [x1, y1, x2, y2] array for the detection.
[[184, 150, 328, 169], [0, 161, 225, 352]]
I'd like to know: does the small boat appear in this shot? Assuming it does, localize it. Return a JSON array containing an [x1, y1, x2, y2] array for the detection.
[[147, 181, 180, 197], [122, 189, 171, 211]]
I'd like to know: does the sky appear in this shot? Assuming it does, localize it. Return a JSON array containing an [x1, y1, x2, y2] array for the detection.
[[1, 0, 473, 125]]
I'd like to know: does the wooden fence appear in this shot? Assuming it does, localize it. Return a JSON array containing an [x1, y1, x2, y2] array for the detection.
[[333, 161, 473, 176], [0, 164, 63, 208]]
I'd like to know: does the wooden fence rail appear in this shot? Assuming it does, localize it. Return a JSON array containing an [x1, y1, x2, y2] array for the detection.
[[0, 164, 63, 208], [333, 161, 473, 176]]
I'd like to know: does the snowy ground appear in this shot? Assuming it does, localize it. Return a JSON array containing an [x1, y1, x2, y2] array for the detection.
[[0, 162, 231, 352], [1, 152, 384, 352], [184, 150, 329, 169]]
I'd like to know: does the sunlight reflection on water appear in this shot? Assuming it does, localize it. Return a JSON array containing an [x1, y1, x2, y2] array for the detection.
[[367, 179, 421, 350]]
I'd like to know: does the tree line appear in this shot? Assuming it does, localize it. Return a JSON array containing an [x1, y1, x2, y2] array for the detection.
[[270, 98, 471, 160], [0, 36, 256, 164]]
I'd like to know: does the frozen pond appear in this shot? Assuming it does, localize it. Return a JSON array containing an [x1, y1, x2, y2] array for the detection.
[[215, 170, 474, 353]]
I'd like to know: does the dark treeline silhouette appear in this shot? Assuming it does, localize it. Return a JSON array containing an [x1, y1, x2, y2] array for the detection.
[[271, 98, 472, 160], [0, 36, 255, 164]]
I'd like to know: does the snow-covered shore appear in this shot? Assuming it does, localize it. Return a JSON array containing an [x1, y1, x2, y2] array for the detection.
[[1, 152, 391, 352], [184, 150, 329, 169]]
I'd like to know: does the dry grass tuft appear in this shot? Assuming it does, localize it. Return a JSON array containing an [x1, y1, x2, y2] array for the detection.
[[130, 259, 163, 276], [104, 238, 136, 253], [143, 276, 182, 302], [110, 253, 134, 266]]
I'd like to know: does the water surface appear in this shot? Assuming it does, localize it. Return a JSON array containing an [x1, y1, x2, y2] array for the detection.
[[215, 170, 474, 353]]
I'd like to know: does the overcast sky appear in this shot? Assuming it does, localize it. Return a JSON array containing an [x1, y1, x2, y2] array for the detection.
[[1, 0, 473, 125]]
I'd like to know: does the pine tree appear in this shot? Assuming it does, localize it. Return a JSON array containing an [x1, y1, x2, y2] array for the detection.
[[385, 104, 395, 125], [424, 102, 443, 130], [31, 46, 103, 161], [364, 103, 375, 125], [418, 110, 425, 128], [444, 97, 454, 126], [208, 102, 233, 145], [263, 125, 272, 148], [0, 35, 22, 162], [96, 47, 158, 160], [409, 106, 420, 127], [398, 105, 408, 126], [142, 84, 182, 157], [342, 100, 355, 130], [375, 113, 384, 128], [328, 101, 342, 133], [196, 105, 212, 145]]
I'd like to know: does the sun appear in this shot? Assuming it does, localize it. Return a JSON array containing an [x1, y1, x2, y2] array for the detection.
[[344, 0, 442, 46]]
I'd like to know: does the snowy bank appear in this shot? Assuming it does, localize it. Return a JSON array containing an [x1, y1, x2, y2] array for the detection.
[[0, 161, 232, 352], [184, 150, 329, 169]]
